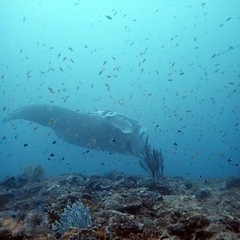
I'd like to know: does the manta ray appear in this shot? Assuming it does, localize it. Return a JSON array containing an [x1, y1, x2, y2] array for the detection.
[[3, 105, 146, 155]]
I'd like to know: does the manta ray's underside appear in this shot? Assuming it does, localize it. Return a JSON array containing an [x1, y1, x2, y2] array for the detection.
[[3, 105, 146, 155]]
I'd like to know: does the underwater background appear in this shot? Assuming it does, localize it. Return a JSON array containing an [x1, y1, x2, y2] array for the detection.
[[0, 0, 239, 181]]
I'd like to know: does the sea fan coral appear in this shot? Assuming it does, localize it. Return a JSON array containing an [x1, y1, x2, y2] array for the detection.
[[23, 164, 44, 182], [51, 200, 92, 234], [133, 137, 164, 179]]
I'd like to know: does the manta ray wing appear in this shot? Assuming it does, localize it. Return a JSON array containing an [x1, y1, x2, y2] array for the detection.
[[3, 105, 146, 155]]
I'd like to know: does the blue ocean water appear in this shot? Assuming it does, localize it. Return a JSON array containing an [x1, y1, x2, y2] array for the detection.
[[0, 0, 239, 181]]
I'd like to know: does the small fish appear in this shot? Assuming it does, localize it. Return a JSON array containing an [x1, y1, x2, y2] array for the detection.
[[99, 69, 104, 75], [48, 87, 55, 94], [49, 153, 55, 157], [68, 47, 73, 51], [82, 150, 90, 154], [59, 67, 64, 72], [52, 140, 57, 144], [180, 70, 184, 75], [23, 143, 28, 147], [105, 83, 111, 91], [111, 138, 116, 142], [64, 96, 69, 103], [106, 15, 112, 20]]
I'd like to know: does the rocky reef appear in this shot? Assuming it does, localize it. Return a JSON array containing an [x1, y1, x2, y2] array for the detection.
[[0, 173, 239, 239]]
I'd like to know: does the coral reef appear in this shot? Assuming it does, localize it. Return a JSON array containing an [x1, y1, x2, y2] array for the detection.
[[0, 173, 239, 239]]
